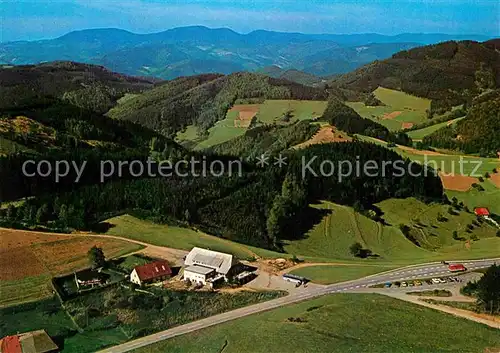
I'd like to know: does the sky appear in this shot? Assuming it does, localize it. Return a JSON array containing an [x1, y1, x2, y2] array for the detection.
[[1, 0, 499, 42]]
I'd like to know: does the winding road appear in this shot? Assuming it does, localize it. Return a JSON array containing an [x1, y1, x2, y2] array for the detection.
[[97, 258, 499, 353]]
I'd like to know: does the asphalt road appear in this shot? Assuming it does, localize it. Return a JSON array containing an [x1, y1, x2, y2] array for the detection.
[[97, 258, 499, 353]]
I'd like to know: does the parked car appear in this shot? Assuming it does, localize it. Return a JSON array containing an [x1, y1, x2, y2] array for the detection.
[[425, 279, 433, 285], [394, 281, 401, 287], [446, 277, 455, 283], [384, 282, 392, 288], [414, 280, 422, 286], [401, 282, 407, 287], [438, 278, 447, 283], [431, 278, 440, 284]]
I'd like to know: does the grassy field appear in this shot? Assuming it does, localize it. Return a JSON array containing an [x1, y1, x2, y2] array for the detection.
[[289, 265, 395, 284], [283, 200, 499, 267], [357, 135, 499, 175], [407, 117, 465, 140], [175, 125, 200, 144], [194, 110, 248, 150], [132, 293, 500, 353], [104, 214, 256, 259], [0, 275, 52, 307], [347, 87, 431, 131], [376, 198, 498, 250], [174, 100, 327, 150], [256, 100, 327, 124], [446, 179, 500, 215]]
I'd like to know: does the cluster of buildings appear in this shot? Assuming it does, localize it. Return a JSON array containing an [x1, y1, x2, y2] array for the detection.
[[128, 247, 254, 288]]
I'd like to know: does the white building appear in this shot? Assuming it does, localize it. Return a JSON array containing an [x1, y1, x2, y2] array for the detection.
[[183, 247, 235, 286]]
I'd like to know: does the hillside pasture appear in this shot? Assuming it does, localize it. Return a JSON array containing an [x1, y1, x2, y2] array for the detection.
[[357, 135, 498, 176], [175, 100, 327, 150], [132, 294, 500, 353], [283, 200, 499, 266], [347, 87, 431, 130], [293, 125, 351, 148], [103, 214, 255, 260], [376, 198, 499, 252], [446, 180, 500, 215], [194, 110, 248, 150], [407, 117, 465, 140], [256, 100, 327, 124], [439, 173, 479, 191], [0, 229, 141, 306], [229, 104, 260, 127]]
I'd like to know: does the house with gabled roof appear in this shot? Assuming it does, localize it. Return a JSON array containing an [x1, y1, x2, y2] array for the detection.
[[130, 260, 172, 286], [0, 330, 58, 353]]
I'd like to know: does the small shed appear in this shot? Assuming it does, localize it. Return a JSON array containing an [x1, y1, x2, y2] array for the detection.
[[474, 207, 490, 217]]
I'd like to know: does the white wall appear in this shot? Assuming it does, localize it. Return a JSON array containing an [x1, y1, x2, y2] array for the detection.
[[130, 269, 142, 285], [184, 270, 207, 285]]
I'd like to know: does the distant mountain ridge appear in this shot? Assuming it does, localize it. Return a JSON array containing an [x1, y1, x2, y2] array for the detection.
[[0, 26, 493, 80]]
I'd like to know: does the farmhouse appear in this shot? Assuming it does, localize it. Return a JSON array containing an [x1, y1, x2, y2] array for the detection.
[[130, 260, 172, 286], [183, 247, 235, 286], [474, 207, 490, 217], [0, 330, 58, 353]]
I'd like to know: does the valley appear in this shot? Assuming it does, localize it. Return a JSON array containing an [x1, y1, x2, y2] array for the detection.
[[0, 23, 499, 353]]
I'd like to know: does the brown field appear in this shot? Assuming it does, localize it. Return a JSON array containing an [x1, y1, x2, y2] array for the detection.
[[0, 247, 46, 280], [489, 172, 500, 188], [230, 104, 259, 128], [439, 173, 479, 191], [33, 237, 139, 274], [294, 126, 351, 149], [402, 122, 414, 129], [0, 228, 142, 305], [382, 111, 402, 120]]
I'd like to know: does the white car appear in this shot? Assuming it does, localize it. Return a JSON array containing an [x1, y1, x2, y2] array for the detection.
[[438, 278, 447, 283], [431, 278, 440, 284], [401, 282, 408, 287]]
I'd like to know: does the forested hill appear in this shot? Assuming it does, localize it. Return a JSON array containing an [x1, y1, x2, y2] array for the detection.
[[107, 72, 328, 138], [0, 61, 156, 113], [422, 90, 500, 156], [333, 40, 500, 111]]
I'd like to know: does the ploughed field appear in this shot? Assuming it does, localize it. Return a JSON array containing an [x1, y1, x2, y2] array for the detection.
[[0, 229, 142, 306]]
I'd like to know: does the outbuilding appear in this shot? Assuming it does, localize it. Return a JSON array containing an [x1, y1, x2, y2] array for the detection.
[[0, 330, 58, 353], [474, 207, 490, 217]]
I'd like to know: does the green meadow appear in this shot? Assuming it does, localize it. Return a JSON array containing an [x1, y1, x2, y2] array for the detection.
[[132, 293, 500, 353], [407, 117, 465, 140], [347, 87, 431, 131]]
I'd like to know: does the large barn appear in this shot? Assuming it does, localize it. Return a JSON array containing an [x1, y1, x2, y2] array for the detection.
[[183, 247, 235, 286]]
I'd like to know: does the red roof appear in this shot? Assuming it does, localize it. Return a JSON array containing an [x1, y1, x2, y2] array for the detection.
[[1, 335, 22, 353], [448, 264, 466, 271], [134, 261, 172, 281], [474, 207, 490, 216]]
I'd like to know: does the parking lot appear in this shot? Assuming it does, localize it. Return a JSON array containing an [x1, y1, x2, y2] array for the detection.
[[372, 272, 481, 293]]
